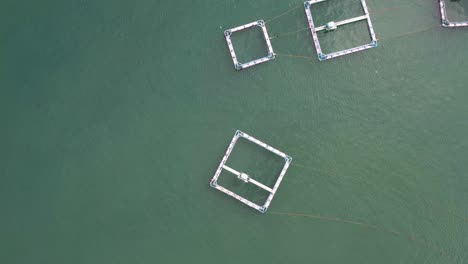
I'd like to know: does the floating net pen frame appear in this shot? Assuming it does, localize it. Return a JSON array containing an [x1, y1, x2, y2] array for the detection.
[[439, 0, 468, 27], [210, 130, 292, 213], [224, 20, 276, 70], [304, 0, 378, 61]]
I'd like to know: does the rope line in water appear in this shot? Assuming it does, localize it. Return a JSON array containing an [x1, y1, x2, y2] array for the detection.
[[269, 9, 432, 41], [268, 0, 438, 41], [276, 53, 314, 60], [265, 0, 387, 25], [270, 211, 399, 235], [369, 6, 400, 15], [379, 24, 440, 41], [266, 0, 437, 28], [270, 27, 310, 40], [290, 162, 468, 223], [291, 162, 334, 175], [259, 1, 461, 261], [265, 4, 302, 24], [265, 0, 358, 25], [368, 0, 436, 16], [270, 211, 454, 259], [275, 24, 440, 61]]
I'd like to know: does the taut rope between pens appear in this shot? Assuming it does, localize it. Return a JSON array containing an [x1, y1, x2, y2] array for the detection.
[[269, 211, 457, 260]]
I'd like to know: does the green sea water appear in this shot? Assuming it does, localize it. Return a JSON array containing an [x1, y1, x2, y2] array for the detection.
[[1, 0, 468, 263]]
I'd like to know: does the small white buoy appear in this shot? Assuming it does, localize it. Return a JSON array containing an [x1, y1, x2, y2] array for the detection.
[[325, 21, 337, 31], [238, 173, 249, 183]]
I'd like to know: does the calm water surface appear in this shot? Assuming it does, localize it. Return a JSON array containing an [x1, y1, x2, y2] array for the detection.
[[1, 0, 467, 263]]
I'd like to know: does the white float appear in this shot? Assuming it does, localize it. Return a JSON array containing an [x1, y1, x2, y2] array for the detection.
[[210, 130, 292, 213], [439, 0, 468, 28], [224, 20, 275, 70], [304, 0, 378, 61]]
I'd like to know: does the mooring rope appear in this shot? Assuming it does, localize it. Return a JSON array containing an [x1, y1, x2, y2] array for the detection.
[[266, 0, 359, 25], [266, 0, 436, 26], [269, 8, 431, 40], [265, 0, 365, 25], [265, 3, 303, 24], [379, 24, 440, 41], [268, 0, 439, 41], [276, 53, 315, 59], [274, 23, 441, 61], [265, 0, 359, 24], [290, 162, 336, 175], [270, 211, 402, 236], [368, 0, 436, 16], [289, 161, 468, 224], [270, 27, 310, 39], [269, 211, 455, 260]]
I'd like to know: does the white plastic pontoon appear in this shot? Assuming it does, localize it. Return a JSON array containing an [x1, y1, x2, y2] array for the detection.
[[439, 0, 468, 28], [304, 0, 378, 61], [224, 20, 276, 70], [210, 130, 292, 213]]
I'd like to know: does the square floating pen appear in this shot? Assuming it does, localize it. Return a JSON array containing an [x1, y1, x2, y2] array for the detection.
[[304, 0, 378, 61], [210, 130, 292, 213], [224, 20, 275, 70]]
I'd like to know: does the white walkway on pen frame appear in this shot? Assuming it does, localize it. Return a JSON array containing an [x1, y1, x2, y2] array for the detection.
[[439, 0, 468, 27]]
